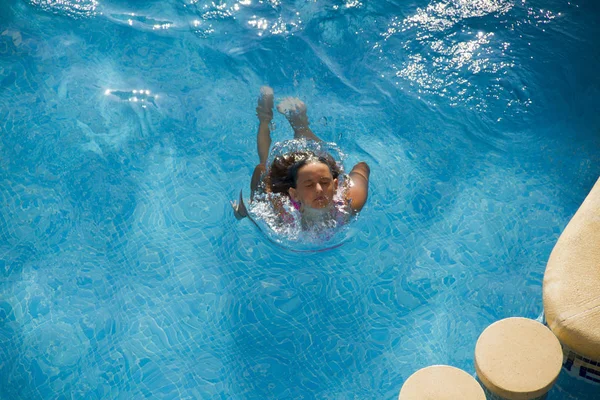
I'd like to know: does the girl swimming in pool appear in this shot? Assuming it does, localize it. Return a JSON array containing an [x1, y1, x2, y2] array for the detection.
[[231, 86, 370, 229]]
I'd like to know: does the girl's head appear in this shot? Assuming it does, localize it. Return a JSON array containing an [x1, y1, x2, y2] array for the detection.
[[268, 151, 340, 210]]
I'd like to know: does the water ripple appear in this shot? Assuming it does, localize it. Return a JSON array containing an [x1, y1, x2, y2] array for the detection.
[[2, 0, 599, 398], [372, 0, 559, 114], [106, 12, 176, 32], [28, 0, 99, 18]]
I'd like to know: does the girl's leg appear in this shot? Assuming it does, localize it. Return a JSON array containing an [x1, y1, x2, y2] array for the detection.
[[252, 86, 274, 199], [256, 86, 274, 164], [277, 98, 321, 142], [250, 164, 265, 200]]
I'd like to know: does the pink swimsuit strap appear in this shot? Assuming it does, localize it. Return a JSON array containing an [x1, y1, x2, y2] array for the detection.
[[290, 198, 301, 210]]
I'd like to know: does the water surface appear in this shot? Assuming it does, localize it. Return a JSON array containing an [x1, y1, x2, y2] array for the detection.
[[0, 0, 599, 398]]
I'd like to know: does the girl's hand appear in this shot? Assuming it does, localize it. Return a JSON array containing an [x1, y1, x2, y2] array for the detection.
[[231, 191, 249, 220]]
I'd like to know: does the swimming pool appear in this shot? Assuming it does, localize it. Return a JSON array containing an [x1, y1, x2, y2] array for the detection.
[[1, 0, 599, 398]]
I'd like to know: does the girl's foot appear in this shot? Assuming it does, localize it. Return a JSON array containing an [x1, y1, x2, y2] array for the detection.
[[256, 86, 274, 123], [276, 97, 309, 130]]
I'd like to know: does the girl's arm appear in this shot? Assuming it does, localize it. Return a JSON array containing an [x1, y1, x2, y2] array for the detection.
[[346, 162, 370, 212]]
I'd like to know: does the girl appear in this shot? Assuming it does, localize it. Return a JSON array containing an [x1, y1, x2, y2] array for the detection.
[[232, 86, 370, 229]]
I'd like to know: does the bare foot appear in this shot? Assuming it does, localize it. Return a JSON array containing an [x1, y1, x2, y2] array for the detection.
[[256, 86, 274, 123], [277, 97, 309, 131]]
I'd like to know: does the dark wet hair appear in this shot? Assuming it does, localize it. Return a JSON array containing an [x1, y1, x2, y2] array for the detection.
[[267, 151, 341, 195]]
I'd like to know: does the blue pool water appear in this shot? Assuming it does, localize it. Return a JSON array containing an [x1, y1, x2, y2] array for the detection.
[[1, 0, 599, 398]]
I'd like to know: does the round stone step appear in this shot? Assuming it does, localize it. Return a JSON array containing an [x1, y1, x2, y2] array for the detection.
[[475, 317, 563, 399], [398, 365, 485, 400]]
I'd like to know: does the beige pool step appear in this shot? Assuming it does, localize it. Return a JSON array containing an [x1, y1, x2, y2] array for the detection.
[[543, 177, 600, 383], [474, 317, 563, 399], [398, 365, 485, 400]]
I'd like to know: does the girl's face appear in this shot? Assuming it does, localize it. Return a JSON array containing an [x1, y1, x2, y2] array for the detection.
[[288, 162, 338, 209]]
